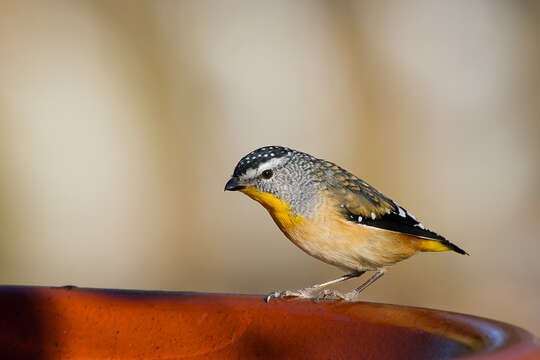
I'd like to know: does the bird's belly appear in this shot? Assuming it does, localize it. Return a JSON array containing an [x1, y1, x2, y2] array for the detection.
[[283, 218, 419, 271]]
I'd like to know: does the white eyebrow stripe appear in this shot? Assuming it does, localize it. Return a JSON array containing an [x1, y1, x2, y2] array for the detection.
[[243, 168, 258, 179], [257, 157, 286, 171], [240, 157, 287, 180]]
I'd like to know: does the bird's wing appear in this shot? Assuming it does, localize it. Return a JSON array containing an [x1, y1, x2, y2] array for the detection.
[[331, 174, 467, 254], [323, 165, 466, 254], [313, 160, 468, 254]]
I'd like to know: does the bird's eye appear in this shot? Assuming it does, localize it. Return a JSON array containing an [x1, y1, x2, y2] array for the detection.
[[261, 169, 273, 179]]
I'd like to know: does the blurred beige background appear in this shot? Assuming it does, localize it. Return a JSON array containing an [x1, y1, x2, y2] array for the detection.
[[0, 1, 539, 334]]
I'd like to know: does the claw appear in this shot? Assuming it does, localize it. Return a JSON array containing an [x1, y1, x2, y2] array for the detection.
[[264, 289, 316, 303], [265, 291, 280, 303], [316, 289, 353, 301]]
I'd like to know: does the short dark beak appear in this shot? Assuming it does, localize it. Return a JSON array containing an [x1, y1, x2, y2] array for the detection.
[[224, 177, 245, 191]]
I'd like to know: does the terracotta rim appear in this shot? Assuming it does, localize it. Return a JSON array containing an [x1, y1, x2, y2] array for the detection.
[[0, 286, 537, 359]]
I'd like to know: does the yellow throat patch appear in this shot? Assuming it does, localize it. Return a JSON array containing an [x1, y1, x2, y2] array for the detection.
[[240, 187, 304, 230]]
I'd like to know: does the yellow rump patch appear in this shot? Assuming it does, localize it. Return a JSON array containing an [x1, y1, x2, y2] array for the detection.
[[240, 187, 304, 230], [417, 239, 452, 252]]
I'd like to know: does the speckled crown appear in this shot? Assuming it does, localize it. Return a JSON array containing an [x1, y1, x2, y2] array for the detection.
[[233, 146, 292, 177]]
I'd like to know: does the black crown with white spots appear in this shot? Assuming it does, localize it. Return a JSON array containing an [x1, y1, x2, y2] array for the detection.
[[233, 146, 292, 177]]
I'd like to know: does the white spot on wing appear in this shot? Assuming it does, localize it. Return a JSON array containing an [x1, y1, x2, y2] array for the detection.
[[371, 212, 376, 220], [407, 210, 417, 220], [358, 216, 362, 222], [414, 223, 425, 229], [398, 207, 406, 217]]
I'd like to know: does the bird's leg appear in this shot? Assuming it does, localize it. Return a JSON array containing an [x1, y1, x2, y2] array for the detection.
[[307, 272, 364, 292], [319, 269, 386, 301], [265, 272, 363, 302]]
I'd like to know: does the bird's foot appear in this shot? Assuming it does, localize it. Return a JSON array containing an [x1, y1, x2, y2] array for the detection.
[[316, 289, 355, 301], [265, 288, 317, 303]]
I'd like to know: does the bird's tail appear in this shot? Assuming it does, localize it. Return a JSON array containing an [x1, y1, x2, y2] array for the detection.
[[418, 239, 469, 255]]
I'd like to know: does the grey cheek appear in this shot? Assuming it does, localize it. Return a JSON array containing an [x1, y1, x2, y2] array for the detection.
[[258, 181, 275, 195]]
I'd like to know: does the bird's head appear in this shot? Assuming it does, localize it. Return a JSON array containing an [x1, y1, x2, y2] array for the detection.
[[225, 146, 321, 220]]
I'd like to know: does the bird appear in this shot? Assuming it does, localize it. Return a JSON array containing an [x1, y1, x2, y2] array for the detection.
[[224, 146, 468, 302]]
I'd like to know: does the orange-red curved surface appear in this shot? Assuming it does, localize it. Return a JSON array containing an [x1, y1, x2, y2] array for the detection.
[[0, 286, 537, 359]]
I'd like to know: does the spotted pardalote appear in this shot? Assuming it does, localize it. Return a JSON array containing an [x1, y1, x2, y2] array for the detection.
[[225, 146, 468, 301]]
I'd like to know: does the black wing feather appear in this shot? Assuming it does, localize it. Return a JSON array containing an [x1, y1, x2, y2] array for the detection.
[[342, 204, 467, 255], [322, 163, 468, 255]]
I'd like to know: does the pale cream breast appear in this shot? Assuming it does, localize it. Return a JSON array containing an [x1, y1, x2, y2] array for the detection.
[[280, 199, 420, 272]]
